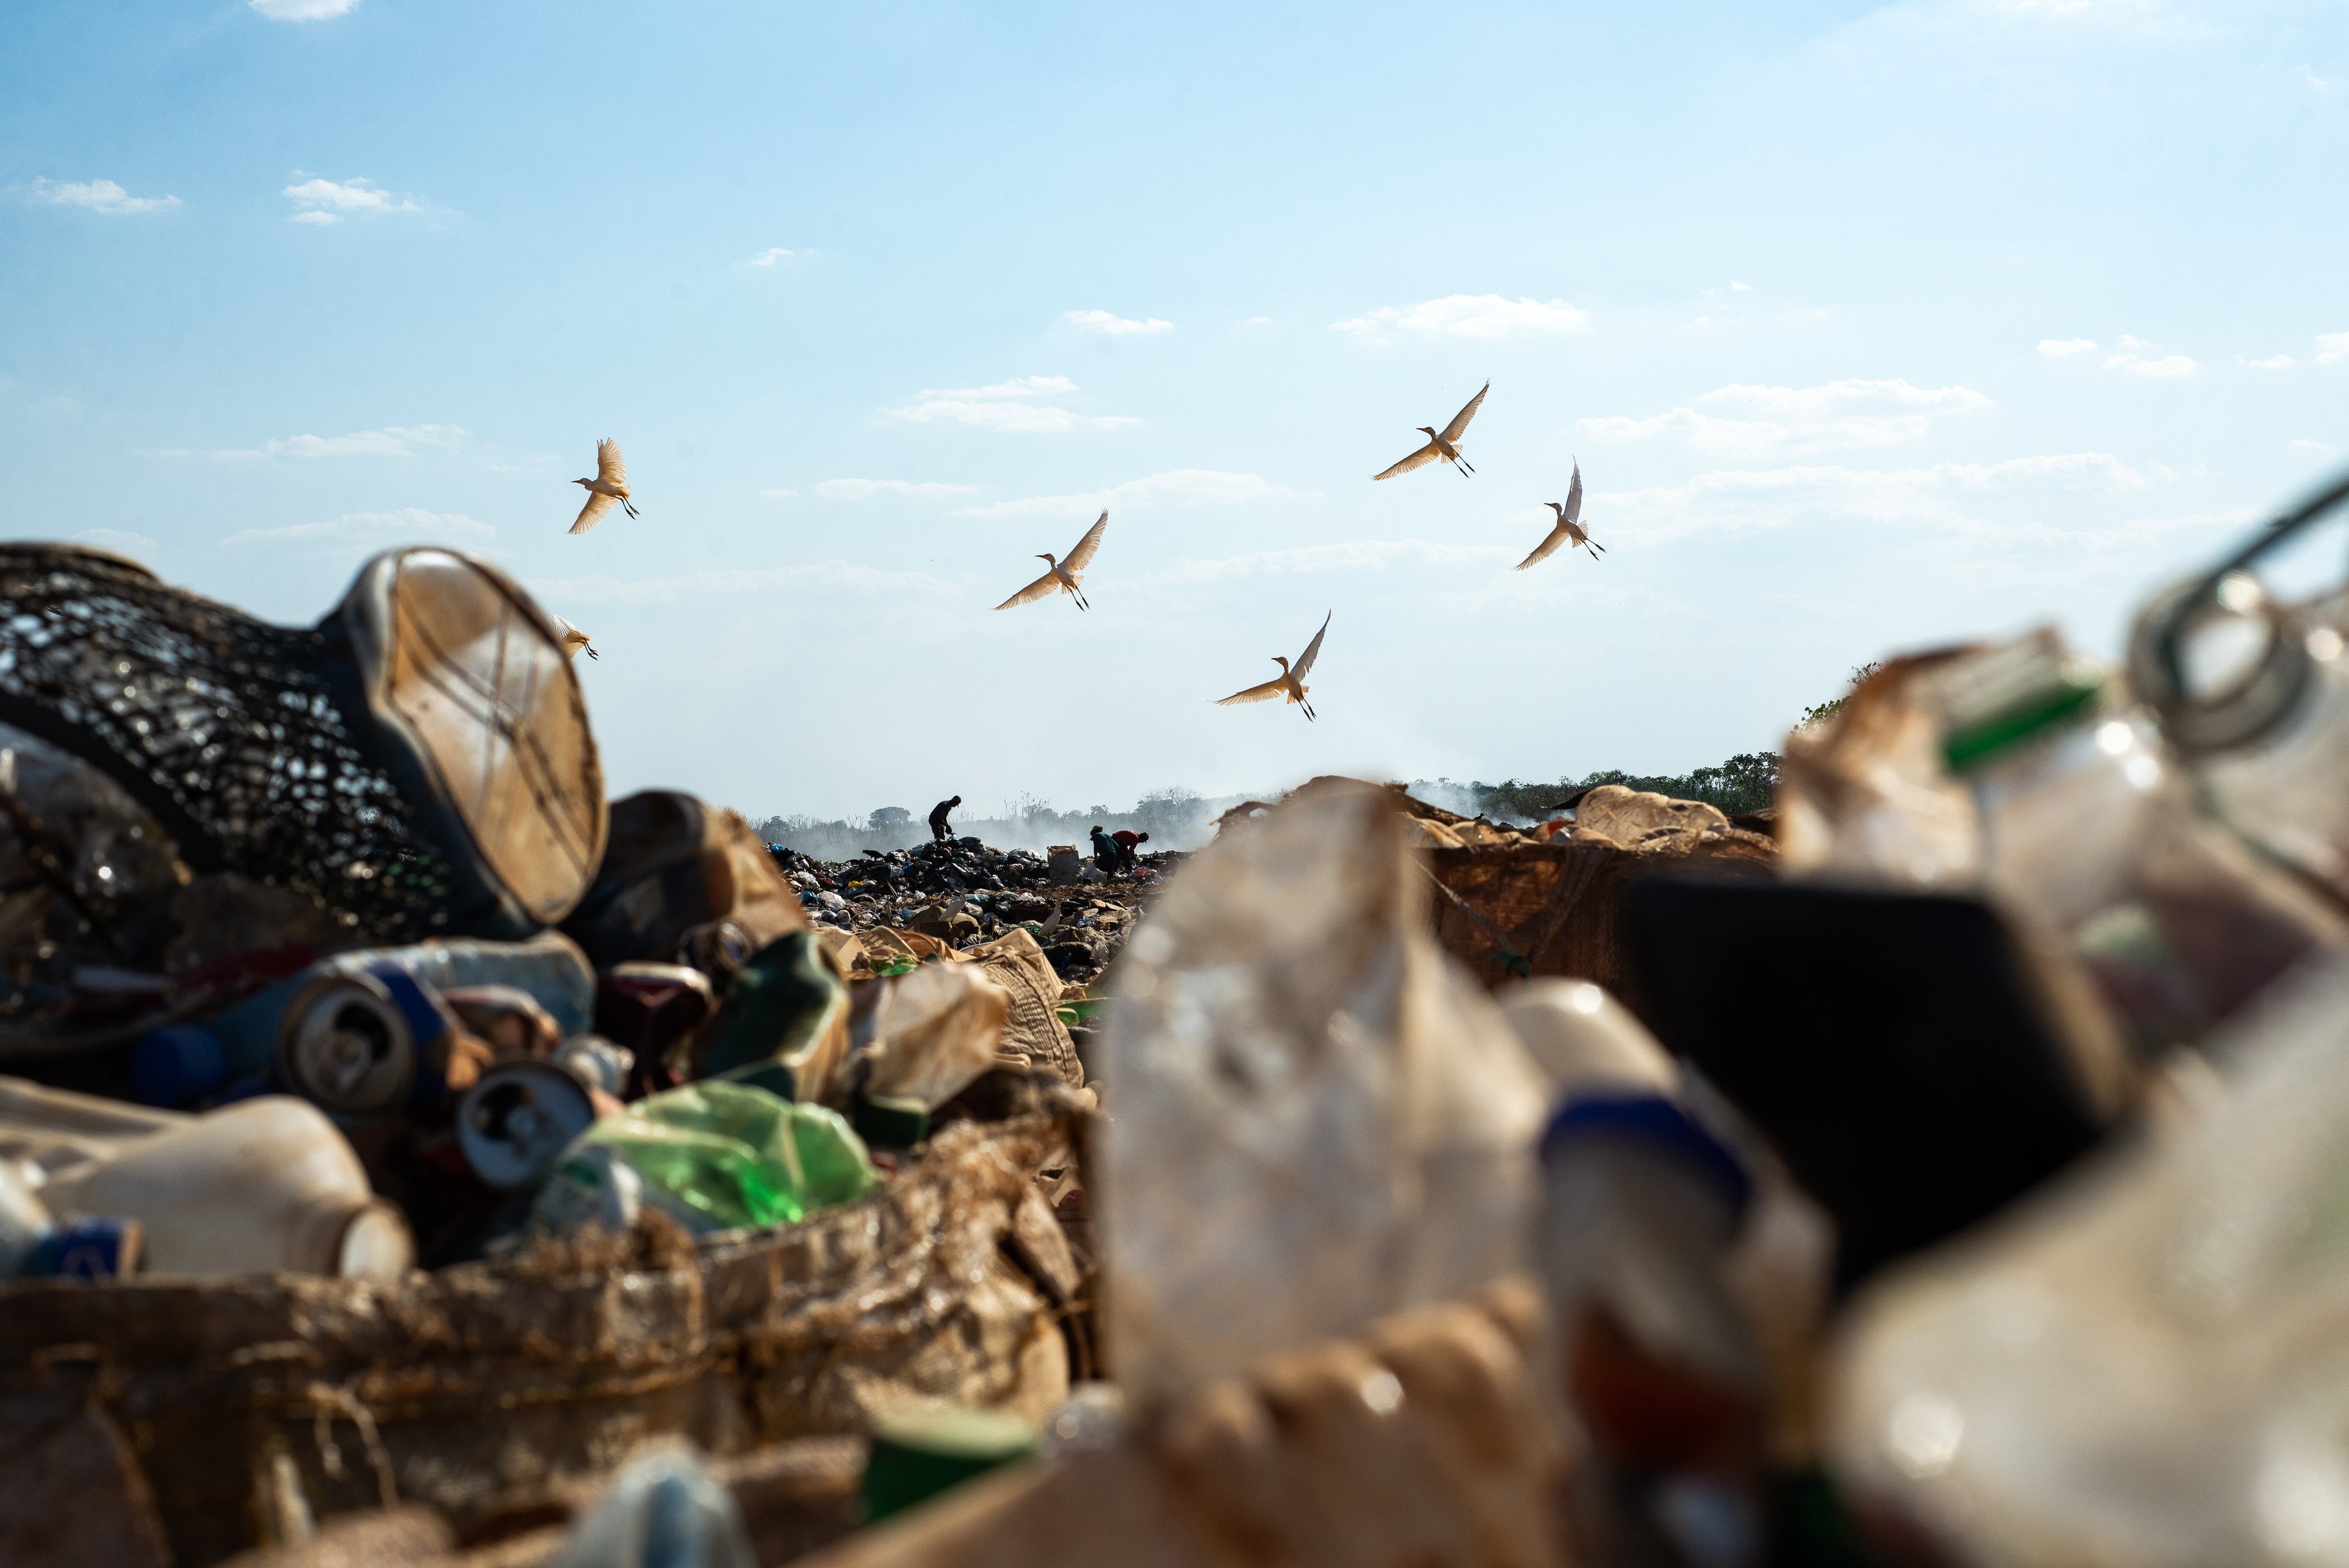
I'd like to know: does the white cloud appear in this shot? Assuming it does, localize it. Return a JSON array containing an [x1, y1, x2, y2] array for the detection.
[[1589, 451, 2178, 546], [2302, 65, 2332, 92], [2317, 332, 2349, 367], [529, 563, 953, 606], [2241, 354, 2296, 371], [1332, 294, 1589, 343], [75, 528, 157, 561], [281, 175, 423, 225], [1579, 379, 1991, 457], [213, 423, 464, 459], [1064, 309, 1174, 336], [815, 478, 978, 500], [750, 247, 796, 267], [222, 508, 492, 548], [28, 177, 179, 215], [2292, 439, 2339, 454], [886, 376, 1135, 432], [2038, 337, 2098, 358], [2102, 350, 2199, 379], [2115, 333, 2159, 351], [953, 469, 1305, 521], [1731, 280, 1753, 292], [251, 0, 358, 17]]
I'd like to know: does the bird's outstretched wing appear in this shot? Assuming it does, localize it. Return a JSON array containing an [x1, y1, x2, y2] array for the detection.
[[1515, 526, 1571, 571], [995, 569, 1063, 610], [1217, 677, 1288, 705], [1564, 458, 1583, 526], [569, 492, 617, 534], [1064, 510, 1110, 571], [1438, 382, 1490, 445], [596, 439, 627, 486], [1374, 440, 1441, 481], [1292, 611, 1332, 679]]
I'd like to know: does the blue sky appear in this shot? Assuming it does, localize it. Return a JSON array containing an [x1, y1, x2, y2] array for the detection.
[[5, 0, 2345, 823]]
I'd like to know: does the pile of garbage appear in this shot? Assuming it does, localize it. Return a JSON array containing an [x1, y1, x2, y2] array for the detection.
[[14, 466, 2349, 1568], [766, 839, 1167, 987]]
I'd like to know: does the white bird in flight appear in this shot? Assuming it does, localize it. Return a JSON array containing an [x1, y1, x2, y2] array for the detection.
[[568, 439, 637, 533], [995, 511, 1108, 612], [1373, 382, 1489, 481], [551, 615, 598, 660], [1217, 611, 1331, 721], [1516, 458, 1605, 570]]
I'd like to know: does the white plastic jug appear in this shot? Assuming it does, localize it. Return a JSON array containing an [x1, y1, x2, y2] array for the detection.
[[37, 1096, 412, 1280]]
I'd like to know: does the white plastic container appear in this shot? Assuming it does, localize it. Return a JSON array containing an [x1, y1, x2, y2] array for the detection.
[[35, 1096, 412, 1280]]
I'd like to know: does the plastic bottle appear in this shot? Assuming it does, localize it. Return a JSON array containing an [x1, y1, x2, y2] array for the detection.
[[2131, 573, 2349, 905], [1913, 630, 2343, 1053], [35, 1096, 414, 1279], [0, 1160, 54, 1274], [529, 1080, 875, 1238], [697, 932, 848, 1102], [1540, 1094, 1768, 1568], [551, 1442, 754, 1568]]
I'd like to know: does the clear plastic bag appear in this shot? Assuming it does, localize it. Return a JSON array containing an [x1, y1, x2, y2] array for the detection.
[[1096, 778, 1548, 1410]]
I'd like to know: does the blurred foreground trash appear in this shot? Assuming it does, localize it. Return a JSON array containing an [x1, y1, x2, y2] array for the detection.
[[551, 1442, 754, 1568], [1409, 775, 1778, 1013], [1, 1077, 412, 1278], [0, 544, 606, 956], [1780, 630, 2348, 1057], [1832, 959, 2349, 1568], [1096, 777, 1548, 1410]]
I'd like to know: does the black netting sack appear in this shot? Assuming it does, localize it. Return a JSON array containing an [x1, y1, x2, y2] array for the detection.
[[0, 544, 606, 943]]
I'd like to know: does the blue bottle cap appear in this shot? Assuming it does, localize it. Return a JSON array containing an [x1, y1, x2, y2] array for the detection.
[[1542, 1093, 1754, 1223]]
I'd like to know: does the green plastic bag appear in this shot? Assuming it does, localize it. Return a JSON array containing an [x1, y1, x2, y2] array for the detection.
[[536, 1080, 876, 1237]]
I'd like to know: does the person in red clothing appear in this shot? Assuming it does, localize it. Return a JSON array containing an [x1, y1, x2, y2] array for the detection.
[[1110, 828, 1149, 874]]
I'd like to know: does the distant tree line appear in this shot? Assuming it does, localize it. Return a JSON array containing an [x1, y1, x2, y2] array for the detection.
[[1417, 752, 1781, 823]]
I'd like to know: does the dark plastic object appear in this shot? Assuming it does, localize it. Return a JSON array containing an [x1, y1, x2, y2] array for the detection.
[[1627, 879, 2110, 1291], [700, 931, 846, 1096]]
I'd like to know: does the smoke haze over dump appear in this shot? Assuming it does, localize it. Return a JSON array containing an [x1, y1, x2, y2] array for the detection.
[[6, 1, 2347, 822]]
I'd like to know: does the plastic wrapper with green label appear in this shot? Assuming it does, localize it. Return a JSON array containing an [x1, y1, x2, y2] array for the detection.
[[531, 1080, 875, 1238]]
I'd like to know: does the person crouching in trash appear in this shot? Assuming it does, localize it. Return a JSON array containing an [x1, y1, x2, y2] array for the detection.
[[1089, 824, 1119, 874]]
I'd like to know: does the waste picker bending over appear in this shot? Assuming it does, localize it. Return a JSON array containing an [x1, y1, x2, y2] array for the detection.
[[929, 795, 961, 842]]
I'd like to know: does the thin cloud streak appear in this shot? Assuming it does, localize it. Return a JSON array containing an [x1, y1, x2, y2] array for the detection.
[[1333, 294, 1589, 343], [816, 478, 978, 500], [1064, 309, 1174, 336], [28, 177, 179, 214], [886, 374, 1135, 431], [221, 508, 493, 548], [530, 563, 957, 606], [209, 424, 466, 459], [954, 469, 1305, 520]]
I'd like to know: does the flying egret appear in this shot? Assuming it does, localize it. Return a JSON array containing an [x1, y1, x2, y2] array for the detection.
[[568, 439, 636, 533], [551, 615, 598, 660], [1374, 382, 1489, 481], [1516, 458, 1606, 569], [995, 511, 1108, 611], [1217, 611, 1331, 721]]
